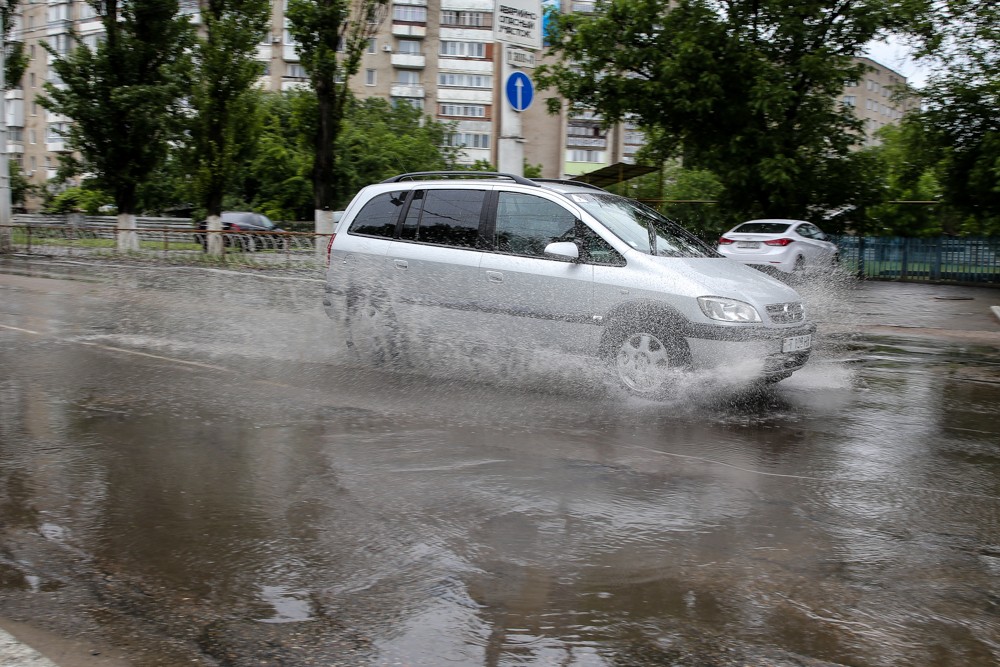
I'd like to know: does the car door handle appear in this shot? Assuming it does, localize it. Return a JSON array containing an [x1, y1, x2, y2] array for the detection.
[[393, 259, 408, 270], [486, 270, 504, 283]]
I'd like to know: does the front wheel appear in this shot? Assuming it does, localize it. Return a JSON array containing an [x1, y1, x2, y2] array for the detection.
[[609, 326, 691, 398]]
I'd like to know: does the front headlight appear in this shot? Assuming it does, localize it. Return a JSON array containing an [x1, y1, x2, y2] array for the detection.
[[698, 296, 762, 322]]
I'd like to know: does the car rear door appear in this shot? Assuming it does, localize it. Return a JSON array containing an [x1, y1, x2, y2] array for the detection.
[[384, 187, 490, 347]]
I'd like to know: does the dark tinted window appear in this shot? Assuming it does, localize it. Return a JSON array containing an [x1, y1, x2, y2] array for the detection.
[[348, 191, 407, 237], [400, 189, 485, 248], [733, 222, 791, 234], [495, 192, 577, 256]]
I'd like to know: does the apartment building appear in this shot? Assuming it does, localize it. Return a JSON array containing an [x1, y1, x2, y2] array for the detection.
[[4, 1, 913, 210], [843, 56, 919, 147]]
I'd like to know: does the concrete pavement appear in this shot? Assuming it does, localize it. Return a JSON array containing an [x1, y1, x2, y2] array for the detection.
[[1, 629, 59, 667]]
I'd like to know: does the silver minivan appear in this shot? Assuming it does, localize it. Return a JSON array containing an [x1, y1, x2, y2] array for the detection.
[[324, 172, 815, 396]]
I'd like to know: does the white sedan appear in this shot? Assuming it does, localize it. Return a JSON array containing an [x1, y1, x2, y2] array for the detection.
[[717, 219, 839, 274]]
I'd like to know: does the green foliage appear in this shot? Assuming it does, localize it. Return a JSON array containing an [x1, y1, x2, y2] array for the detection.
[[43, 185, 113, 215], [537, 0, 926, 223], [1, 2, 29, 86], [523, 161, 543, 178], [39, 0, 194, 214], [333, 98, 459, 207], [9, 161, 35, 208], [188, 0, 270, 217], [286, 0, 389, 211]]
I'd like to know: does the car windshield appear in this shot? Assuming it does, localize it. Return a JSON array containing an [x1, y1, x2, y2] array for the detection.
[[569, 193, 716, 258], [733, 222, 790, 234]]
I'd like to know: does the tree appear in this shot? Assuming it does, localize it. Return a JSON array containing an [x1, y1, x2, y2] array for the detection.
[[334, 98, 459, 204], [0, 0, 29, 252], [537, 0, 927, 223], [189, 0, 270, 255], [40, 0, 192, 251], [904, 0, 1000, 234], [286, 0, 388, 238]]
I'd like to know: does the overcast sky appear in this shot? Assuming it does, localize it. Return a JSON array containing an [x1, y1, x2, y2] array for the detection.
[[863, 36, 931, 87]]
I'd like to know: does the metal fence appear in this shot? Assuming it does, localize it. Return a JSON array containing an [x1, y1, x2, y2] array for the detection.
[[3, 215, 999, 285], [0, 214, 329, 272], [835, 236, 1000, 284]]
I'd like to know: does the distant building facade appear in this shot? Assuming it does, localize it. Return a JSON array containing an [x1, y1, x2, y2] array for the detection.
[[5, 1, 914, 211]]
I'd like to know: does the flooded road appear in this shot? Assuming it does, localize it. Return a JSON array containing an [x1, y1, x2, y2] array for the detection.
[[1, 257, 999, 667]]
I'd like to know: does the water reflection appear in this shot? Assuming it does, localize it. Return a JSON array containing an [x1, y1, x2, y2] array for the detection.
[[1, 263, 999, 666]]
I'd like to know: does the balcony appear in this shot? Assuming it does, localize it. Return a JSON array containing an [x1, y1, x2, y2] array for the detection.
[[390, 83, 425, 98], [566, 136, 607, 149], [391, 53, 425, 68], [392, 24, 426, 38]]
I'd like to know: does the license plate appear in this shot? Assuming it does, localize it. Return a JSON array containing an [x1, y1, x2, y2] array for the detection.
[[737, 241, 759, 249], [782, 334, 812, 353]]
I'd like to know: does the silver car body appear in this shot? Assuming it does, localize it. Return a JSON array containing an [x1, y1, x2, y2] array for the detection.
[[324, 176, 816, 394]]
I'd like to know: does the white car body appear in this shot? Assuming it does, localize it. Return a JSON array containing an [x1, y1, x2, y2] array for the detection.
[[717, 219, 839, 274], [324, 174, 816, 396]]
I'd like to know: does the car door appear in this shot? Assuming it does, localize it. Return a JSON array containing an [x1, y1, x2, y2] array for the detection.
[[384, 187, 490, 347], [478, 190, 596, 355], [794, 223, 835, 267]]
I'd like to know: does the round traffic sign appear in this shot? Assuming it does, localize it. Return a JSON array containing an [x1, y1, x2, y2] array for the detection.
[[505, 72, 534, 112]]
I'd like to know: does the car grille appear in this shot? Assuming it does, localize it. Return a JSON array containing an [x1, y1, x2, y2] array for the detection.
[[766, 302, 805, 324]]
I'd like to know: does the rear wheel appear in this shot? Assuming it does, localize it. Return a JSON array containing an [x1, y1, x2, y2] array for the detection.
[[608, 324, 691, 398], [792, 255, 806, 273]]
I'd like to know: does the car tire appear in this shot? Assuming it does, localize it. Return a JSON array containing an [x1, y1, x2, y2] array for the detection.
[[793, 255, 806, 273], [605, 322, 691, 398]]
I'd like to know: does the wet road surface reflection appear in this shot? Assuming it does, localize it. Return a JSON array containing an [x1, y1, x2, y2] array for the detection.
[[1, 258, 999, 666]]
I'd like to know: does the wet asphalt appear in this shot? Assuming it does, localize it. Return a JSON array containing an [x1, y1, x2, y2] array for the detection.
[[0, 257, 999, 667]]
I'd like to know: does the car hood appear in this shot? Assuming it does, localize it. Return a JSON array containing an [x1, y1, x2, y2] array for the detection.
[[634, 255, 804, 304]]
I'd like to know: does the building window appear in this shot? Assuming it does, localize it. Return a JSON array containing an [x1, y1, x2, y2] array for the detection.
[[367, 38, 376, 54], [567, 149, 604, 162], [447, 132, 490, 149], [440, 104, 486, 117], [365, 69, 377, 86], [286, 63, 307, 78], [842, 95, 856, 107], [397, 39, 421, 55], [393, 5, 427, 22], [47, 122, 70, 143], [440, 41, 486, 58], [438, 73, 491, 88], [392, 97, 425, 111], [440, 11, 490, 27], [397, 70, 420, 85]]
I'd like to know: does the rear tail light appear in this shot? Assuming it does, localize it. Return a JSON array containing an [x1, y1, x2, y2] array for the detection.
[[764, 238, 794, 246], [718, 237, 735, 245], [326, 233, 337, 266]]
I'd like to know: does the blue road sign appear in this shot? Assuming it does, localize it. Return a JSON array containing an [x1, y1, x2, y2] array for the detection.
[[505, 72, 534, 112]]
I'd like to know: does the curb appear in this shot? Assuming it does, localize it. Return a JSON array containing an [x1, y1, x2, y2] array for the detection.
[[0, 628, 59, 667]]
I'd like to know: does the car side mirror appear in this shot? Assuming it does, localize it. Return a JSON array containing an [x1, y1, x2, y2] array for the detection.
[[544, 241, 580, 261]]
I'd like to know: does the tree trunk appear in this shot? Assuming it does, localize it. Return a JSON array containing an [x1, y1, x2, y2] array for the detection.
[[206, 213, 223, 256], [315, 208, 335, 263], [116, 211, 139, 252]]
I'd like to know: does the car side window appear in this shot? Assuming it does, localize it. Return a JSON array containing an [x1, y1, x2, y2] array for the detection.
[[348, 191, 407, 238], [797, 224, 818, 239], [495, 192, 577, 257], [400, 189, 485, 248], [579, 225, 626, 266]]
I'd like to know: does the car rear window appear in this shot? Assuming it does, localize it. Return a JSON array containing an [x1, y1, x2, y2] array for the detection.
[[733, 222, 791, 234], [348, 191, 407, 238]]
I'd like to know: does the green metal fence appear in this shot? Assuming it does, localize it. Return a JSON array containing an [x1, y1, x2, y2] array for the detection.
[[835, 236, 1000, 284]]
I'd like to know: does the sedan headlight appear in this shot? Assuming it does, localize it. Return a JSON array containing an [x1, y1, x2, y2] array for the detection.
[[698, 296, 762, 322]]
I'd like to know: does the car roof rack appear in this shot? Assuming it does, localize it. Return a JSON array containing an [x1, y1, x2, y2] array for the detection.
[[531, 178, 607, 192], [381, 171, 540, 186]]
